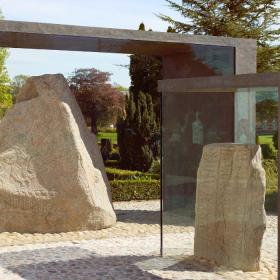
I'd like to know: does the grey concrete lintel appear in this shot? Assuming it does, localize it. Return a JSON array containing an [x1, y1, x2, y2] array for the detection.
[[0, 20, 256, 55], [158, 72, 280, 92]]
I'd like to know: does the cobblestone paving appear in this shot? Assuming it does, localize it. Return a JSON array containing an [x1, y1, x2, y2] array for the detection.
[[0, 200, 277, 279]]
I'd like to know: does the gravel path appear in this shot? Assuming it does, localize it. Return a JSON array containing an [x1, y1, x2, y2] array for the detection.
[[0, 200, 277, 279]]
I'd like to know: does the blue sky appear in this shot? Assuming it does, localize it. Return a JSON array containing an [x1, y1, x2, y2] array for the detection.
[[1, 0, 182, 87]]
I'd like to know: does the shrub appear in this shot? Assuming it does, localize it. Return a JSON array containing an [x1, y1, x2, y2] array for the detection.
[[263, 159, 278, 212], [105, 160, 119, 168], [135, 144, 154, 172], [106, 167, 159, 180], [117, 92, 159, 172], [263, 159, 278, 181], [265, 188, 277, 213], [109, 148, 120, 161], [110, 179, 160, 201], [149, 160, 160, 175], [273, 131, 278, 150], [100, 139, 112, 161], [99, 127, 116, 133], [110, 152, 120, 161], [260, 144, 276, 159]]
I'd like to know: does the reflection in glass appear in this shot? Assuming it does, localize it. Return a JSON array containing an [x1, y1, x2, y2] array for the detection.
[[191, 45, 235, 76], [161, 86, 278, 255], [235, 88, 256, 144], [162, 92, 235, 255], [256, 88, 278, 137]]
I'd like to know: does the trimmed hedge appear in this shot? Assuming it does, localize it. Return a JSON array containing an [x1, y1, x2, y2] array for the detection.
[[110, 179, 160, 201], [265, 188, 277, 213], [149, 160, 160, 174], [109, 151, 120, 161], [261, 144, 277, 159], [105, 160, 119, 168], [263, 159, 278, 182], [263, 159, 278, 212], [106, 167, 160, 180], [99, 127, 116, 133], [108, 159, 278, 211], [273, 131, 278, 150]]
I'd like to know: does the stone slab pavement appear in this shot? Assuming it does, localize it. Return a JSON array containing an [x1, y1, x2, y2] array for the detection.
[[0, 200, 277, 279]]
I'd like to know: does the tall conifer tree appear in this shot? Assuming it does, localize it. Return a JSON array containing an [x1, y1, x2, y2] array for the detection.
[[117, 92, 157, 171], [117, 22, 163, 171], [129, 23, 162, 119], [158, 0, 280, 72]]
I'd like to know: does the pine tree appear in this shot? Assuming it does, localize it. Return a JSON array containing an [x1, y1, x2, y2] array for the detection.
[[138, 22, 145, 31], [117, 22, 174, 171], [129, 23, 162, 119], [117, 92, 157, 171], [158, 0, 280, 72]]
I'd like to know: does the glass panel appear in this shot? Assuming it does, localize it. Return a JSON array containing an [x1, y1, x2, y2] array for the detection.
[[235, 88, 256, 143], [255, 87, 278, 137], [191, 45, 235, 76], [235, 87, 278, 143], [162, 91, 235, 255], [161, 86, 278, 256]]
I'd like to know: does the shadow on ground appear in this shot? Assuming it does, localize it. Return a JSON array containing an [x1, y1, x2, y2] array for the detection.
[[0, 246, 215, 280], [116, 209, 160, 225], [116, 209, 194, 227], [1, 246, 164, 280]]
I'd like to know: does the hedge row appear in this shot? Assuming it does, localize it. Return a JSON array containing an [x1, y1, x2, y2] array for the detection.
[[263, 159, 278, 212], [110, 179, 160, 201], [108, 159, 277, 212], [106, 167, 160, 181], [105, 160, 119, 168], [260, 144, 277, 159], [265, 188, 277, 213], [263, 159, 278, 180]]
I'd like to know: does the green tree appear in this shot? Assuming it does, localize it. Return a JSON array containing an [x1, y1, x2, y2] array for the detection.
[[256, 99, 278, 123], [117, 92, 158, 171], [273, 131, 278, 150], [0, 10, 12, 118], [129, 23, 162, 119], [118, 22, 168, 171], [159, 0, 280, 72], [68, 68, 125, 134]]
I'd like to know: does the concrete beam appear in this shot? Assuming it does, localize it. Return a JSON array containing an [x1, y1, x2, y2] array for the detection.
[[158, 72, 280, 92], [0, 20, 255, 55]]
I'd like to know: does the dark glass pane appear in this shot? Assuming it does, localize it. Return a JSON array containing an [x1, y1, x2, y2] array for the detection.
[[161, 45, 235, 254], [256, 88, 278, 136], [191, 44, 235, 76], [162, 92, 234, 212], [161, 84, 278, 257]]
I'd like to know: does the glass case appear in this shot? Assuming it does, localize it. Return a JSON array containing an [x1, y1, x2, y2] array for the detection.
[[159, 73, 279, 255]]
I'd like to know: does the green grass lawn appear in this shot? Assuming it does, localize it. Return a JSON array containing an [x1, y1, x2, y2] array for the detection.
[[259, 135, 273, 145], [97, 133, 274, 146], [97, 132, 117, 144]]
